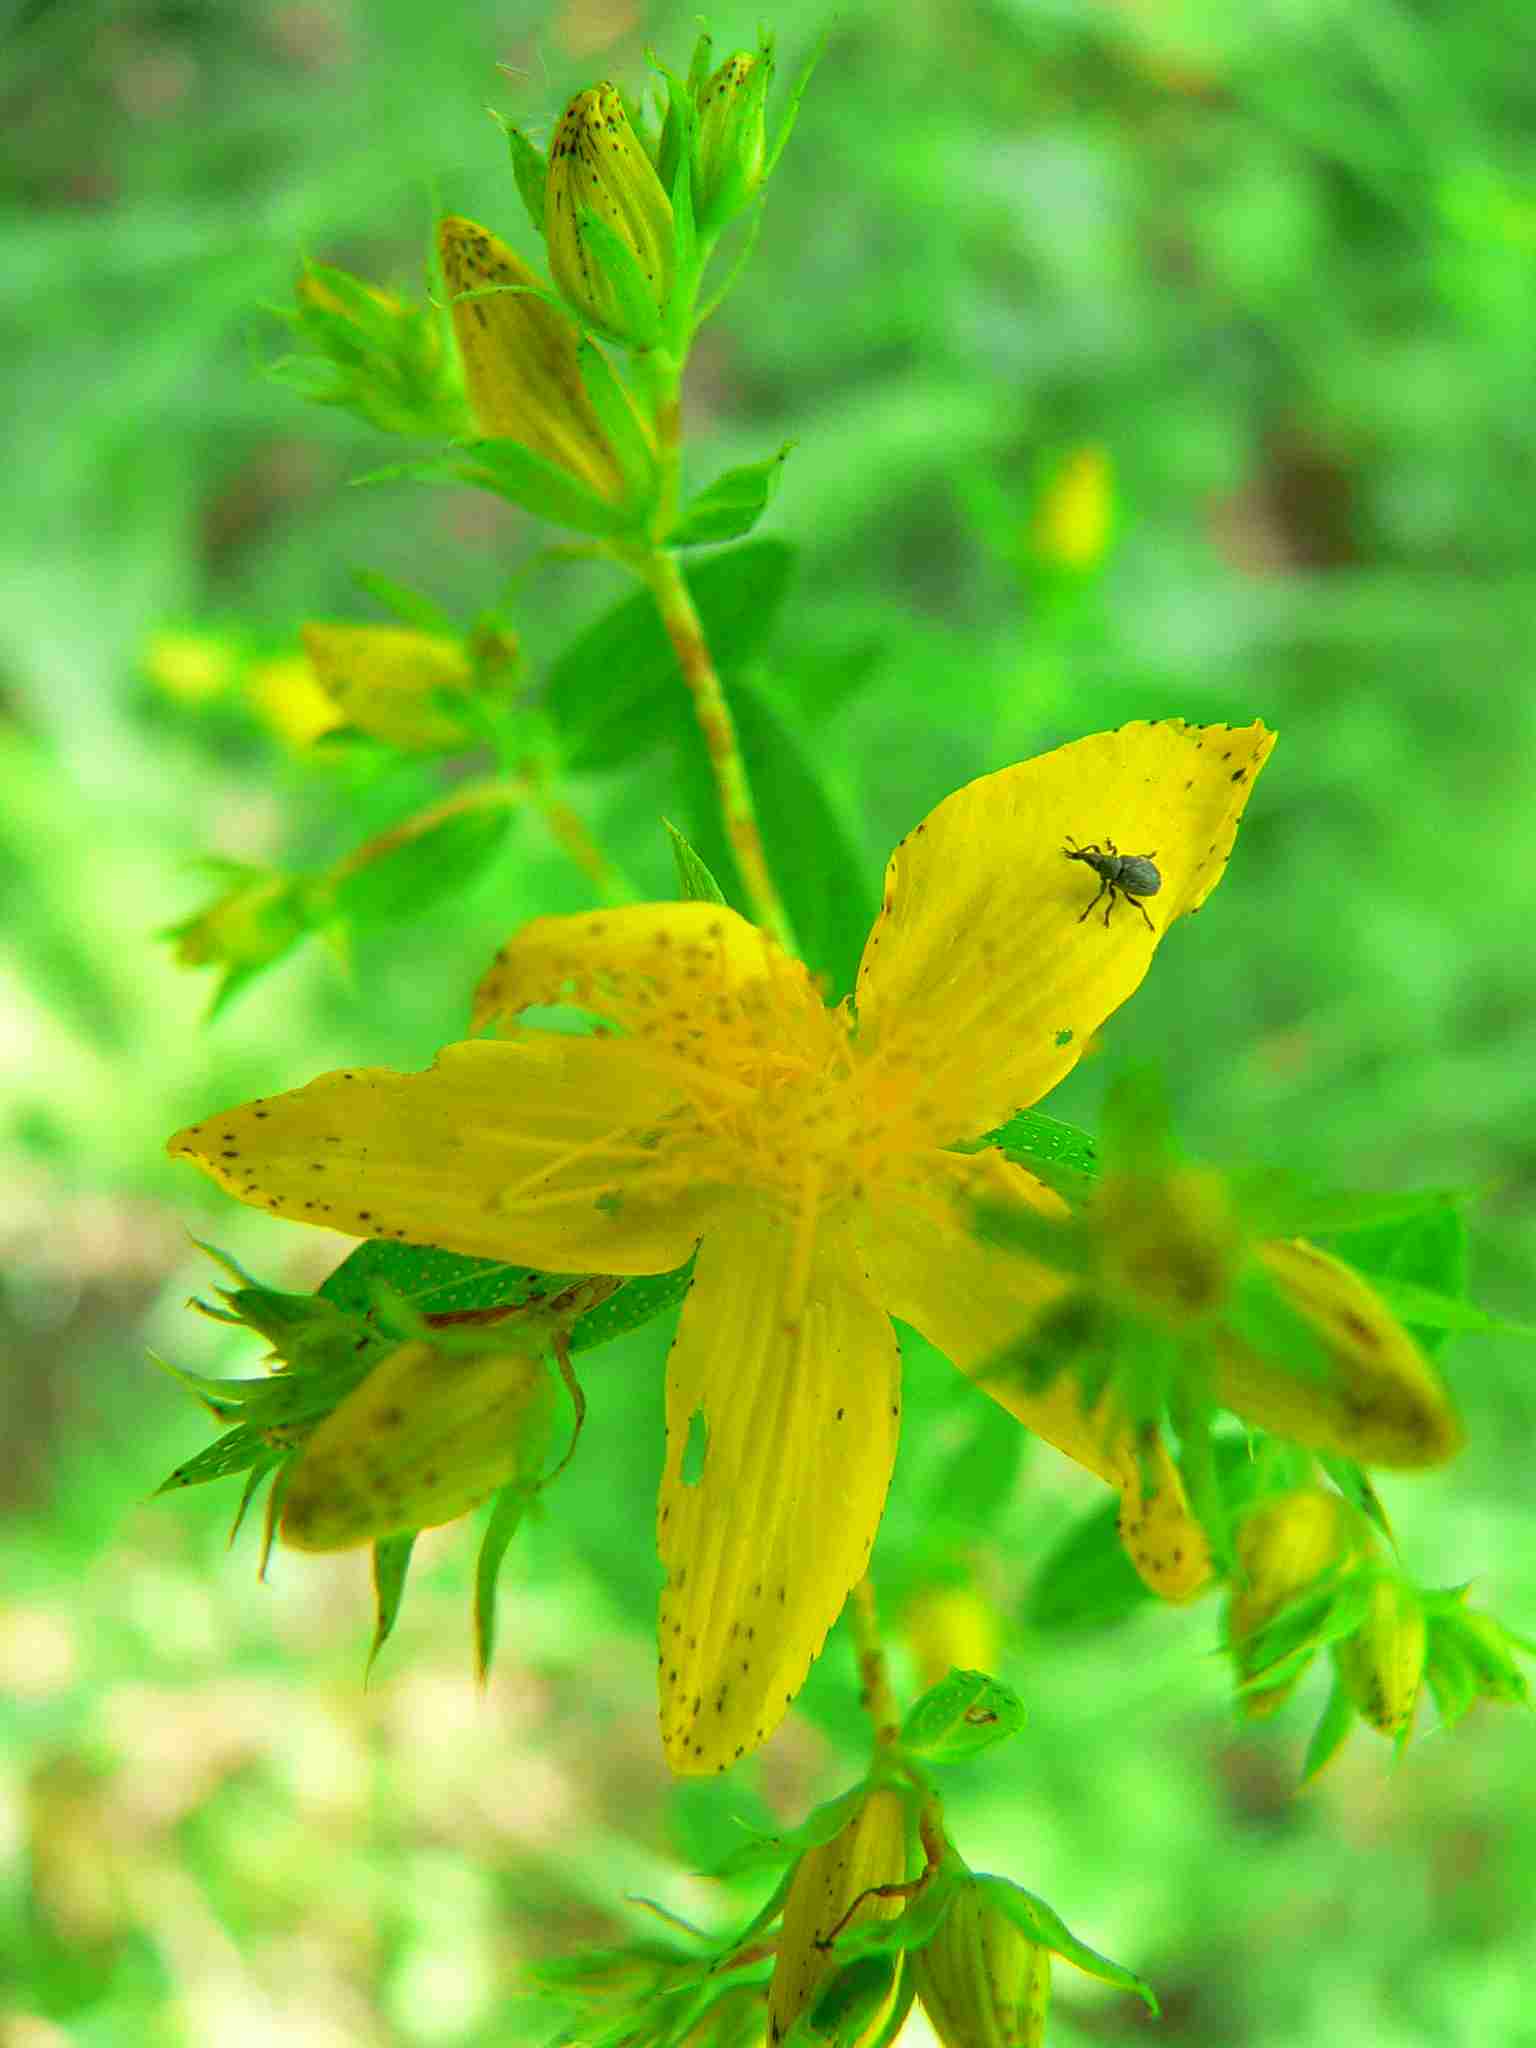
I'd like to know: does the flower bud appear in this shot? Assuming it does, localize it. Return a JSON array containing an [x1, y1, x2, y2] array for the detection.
[[1334, 1575, 1427, 1738], [166, 868, 317, 978], [903, 1582, 1000, 1691], [913, 1876, 1051, 2048], [1031, 445, 1114, 573], [546, 85, 675, 347], [244, 651, 344, 747], [1095, 1164, 1241, 1326], [693, 46, 773, 232], [300, 622, 491, 753], [768, 1786, 909, 2045], [290, 262, 468, 440], [438, 214, 638, 502], [281, 1332, 557, 1552], [1227, 1488, 1361, 1717], [1216, 1238, 1463, 1468]]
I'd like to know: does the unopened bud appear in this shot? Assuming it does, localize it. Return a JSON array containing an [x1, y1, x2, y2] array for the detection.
[[281, 1332, 557, 1552], [1334, 1575, 1427, 1738], [914, 1876, 1051, 2048], [1031, 445, 1114, 572], [546, 85, 675, 347], [300, 622, 491, 753], [693, 46, 773, 232], [439, 215, 639, 502], [768, 1786, 909, 2046], [166, 868, 316, 976], [1227, 1488, 1361, 1716]]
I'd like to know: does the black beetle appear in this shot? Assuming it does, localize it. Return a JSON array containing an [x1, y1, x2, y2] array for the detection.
[[1063, 836, 1162, 932]]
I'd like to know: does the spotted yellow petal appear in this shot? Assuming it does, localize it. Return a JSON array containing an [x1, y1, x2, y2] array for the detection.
[[657, 1204, 901, 1774], [167, 1037, 726, 1272], [855, 720, 1275, 1139], [1215, 1238, 1464, 1467], [858, 1149, 1212, 1601], [473, 900, 827, 1049]]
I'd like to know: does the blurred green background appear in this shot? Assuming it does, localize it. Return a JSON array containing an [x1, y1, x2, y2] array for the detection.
[[3, 0, 1534, 2041]]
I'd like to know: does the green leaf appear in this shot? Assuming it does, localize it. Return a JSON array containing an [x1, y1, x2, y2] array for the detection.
[[329, 805, 512, 925], [1024, 1498, 1153, 1632], [665, 818, 728, 904], [672, 674, 874, 999], [568, 1258, 695, 1353], [707, 1782, 869, 1880], [545, 538, 797, 772], [475, 1482, 536, 1680], [669, 444, 794, 546], [359, 441, 638, 539], [899, 1669, 1026, 1761], [368, 1532, 417, 1676]]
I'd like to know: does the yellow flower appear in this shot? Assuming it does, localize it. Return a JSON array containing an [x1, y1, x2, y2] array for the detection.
[[300, 621, 487, 753], [245, 651, 344, 747], [167, 719, 1273, 1772]]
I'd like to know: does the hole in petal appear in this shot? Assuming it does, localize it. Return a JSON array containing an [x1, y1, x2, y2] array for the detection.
[[681, 1408, 709, 1487]]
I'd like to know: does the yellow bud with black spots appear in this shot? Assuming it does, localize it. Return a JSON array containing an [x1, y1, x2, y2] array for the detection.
[[546, 84, 675, 348], [693, 44, 773, 233], [768, 1785, 910, 2046], [1227, 1488, 1363, 1717], [1335, 1574, 1427, 1739], [913, 1876, 1051, 2048]]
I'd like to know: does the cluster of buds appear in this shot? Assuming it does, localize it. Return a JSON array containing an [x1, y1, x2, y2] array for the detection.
[[282, 262, 469, 440], [1226, 1486, 1367, 1717]]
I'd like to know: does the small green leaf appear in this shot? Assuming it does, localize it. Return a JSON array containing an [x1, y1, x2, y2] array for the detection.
[[568, 1258, 695, 1352], [707, 1783, 867, 1880], [347, 567, 458, 635], [972, 1107, 1099, 1184], [156, 1423, 275, 1493], [1025, 1498, 1153, 1632], [900, 1668, 1026, 1761], [669, 444, 794, 546], [665, 818, 728, 904]]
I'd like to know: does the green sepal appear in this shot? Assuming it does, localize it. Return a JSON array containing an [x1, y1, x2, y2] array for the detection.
[[155, 1421, 274, 1494], [574, 204, 665, 350], [899, 1668, 1026, 1761], [475, 1480, 539, 1681], [496, 116, 548, 236], [708, 1780, 870, 1881], [357, 442, 639, 540], [368, 1531, 417, 1677], [793, 1955, 900, 2047], [1314, 1453, 1394, 1546], [576, 338, 658, 504], [980, 1875, 1159, 2013], [669, 444, 794, 546], [665, 818, 728, 904], [764, 29, 828, 181], [1301, 1673, 1358, 1781], [1352, 1271, 1535, 1340], [229, 1455, 283, 1544], [647, 55, 698, 277]]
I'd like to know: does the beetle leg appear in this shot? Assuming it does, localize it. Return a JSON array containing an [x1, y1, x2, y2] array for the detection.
[[1131, 895, 1155, 933], [1078, 880, 1107, 923], [1102, 888, 1116, 927]]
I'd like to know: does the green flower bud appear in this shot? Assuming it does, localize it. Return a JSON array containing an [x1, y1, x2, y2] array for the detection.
[[546, 84, 674, 348], [914, 1877, 1051, 2048], [288, 262, 469, 440], [768, 1786, 909, 2046], [693, 44, 773, 232], [166, 867, 317, 977], [1335, 1576, 1427, 1738]]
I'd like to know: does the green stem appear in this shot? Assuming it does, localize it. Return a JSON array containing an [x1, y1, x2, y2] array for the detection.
[[639, 548, 796, 951]]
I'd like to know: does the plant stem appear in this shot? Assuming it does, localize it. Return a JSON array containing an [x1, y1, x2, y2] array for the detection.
[[849, 1574, 901, 1752], [639, 547, 797, 952]]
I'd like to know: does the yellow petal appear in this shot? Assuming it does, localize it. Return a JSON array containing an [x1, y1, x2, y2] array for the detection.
[[657, 1205, 901, 1773], [859, 1150, 1212, 1601], [855, 720, 1275, 1139], [474, 900, 822, 1039], [1215, 1239, 1465, 1467], [167, 1038, 725, 1272], [767, 1786, 910, 2043]]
